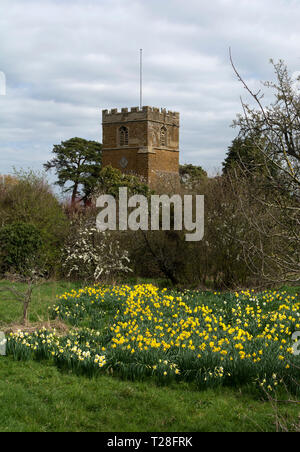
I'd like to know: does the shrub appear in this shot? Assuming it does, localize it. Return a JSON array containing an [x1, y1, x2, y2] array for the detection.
[[62, 219, 132, 282], [0, 222, 42, 275], [0, 170, 68, 275]]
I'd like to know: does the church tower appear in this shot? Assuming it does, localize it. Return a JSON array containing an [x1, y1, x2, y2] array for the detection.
[[102, 106, 180, 188]]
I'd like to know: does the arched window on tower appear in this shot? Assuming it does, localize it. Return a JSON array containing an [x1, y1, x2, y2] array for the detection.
[[119, 126, 129, 146], [160, 126, 167, 147]]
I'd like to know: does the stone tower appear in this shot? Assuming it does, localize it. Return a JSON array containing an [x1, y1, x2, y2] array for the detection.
[[102, 106, 180, 187]]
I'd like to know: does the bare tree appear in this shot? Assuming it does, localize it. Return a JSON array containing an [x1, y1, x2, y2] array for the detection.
[[0, 272, 42, 326], [229, 51, 300, 283]]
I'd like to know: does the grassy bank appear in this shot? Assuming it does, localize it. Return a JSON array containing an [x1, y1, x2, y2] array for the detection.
[[0, 356, 299, 432]]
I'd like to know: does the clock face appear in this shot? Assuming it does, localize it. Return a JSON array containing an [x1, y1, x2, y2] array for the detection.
[[119, 156, 128, 169]]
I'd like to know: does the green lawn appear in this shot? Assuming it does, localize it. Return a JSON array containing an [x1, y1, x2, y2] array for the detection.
[[0, 356, 299, 432], [0, 280, 299, 432]]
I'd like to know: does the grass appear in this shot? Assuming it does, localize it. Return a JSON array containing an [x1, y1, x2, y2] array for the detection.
[[0, 280, 82, 327], [0, 356, 299, 432], [0, 280, 299, 432]]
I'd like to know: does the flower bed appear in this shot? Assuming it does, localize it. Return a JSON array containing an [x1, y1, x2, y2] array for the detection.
[[7, 284, 300, 392]]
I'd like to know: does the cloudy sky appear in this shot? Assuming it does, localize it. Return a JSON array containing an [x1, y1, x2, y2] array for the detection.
[[1, 0, 300, 180]]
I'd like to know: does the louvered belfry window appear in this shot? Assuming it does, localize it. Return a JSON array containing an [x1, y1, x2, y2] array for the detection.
[[119, 126, 129, 146], [160, 126, 167, 146]]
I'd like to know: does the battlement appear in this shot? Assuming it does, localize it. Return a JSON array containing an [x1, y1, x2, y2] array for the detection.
[[102, 106, 180, 126]]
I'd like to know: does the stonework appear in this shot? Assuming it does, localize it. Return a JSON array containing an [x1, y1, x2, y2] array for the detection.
[[0, 332, 6, 356], [102, 106, 180, 188]]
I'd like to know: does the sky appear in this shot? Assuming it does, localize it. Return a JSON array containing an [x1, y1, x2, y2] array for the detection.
[[1, 0, 300, 181]]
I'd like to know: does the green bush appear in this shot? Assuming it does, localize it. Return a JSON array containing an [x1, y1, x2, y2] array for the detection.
[[0, 222, 42, 275], [0, 170, 69, 275]]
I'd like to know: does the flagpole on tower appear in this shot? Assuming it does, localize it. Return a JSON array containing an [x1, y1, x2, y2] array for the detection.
[[140, 48, 143, 109]]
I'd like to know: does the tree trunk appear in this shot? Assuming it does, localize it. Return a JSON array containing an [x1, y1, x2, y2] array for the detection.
[[71, 183, 79, 207]]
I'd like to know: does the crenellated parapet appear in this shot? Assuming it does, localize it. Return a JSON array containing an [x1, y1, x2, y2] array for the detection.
[[102, 106, 180, 126]]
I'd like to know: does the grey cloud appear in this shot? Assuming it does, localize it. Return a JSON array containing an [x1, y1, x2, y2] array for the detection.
[[0, 0, 300, 177]]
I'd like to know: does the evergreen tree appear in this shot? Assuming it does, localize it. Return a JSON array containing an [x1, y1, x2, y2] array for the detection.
[[44, 137, 102, 205]]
